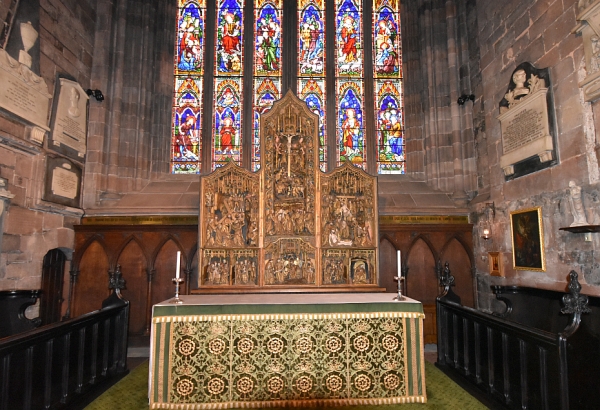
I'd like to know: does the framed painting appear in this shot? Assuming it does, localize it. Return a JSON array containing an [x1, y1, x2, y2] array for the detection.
[[510, 207, 545, 271], [488, 252, 502, 277]]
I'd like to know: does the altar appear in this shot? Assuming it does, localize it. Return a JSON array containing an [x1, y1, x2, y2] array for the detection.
[[149, 293, 426, 409]]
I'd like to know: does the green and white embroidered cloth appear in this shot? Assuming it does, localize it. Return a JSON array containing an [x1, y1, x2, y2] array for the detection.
[[150, 293, 426, 409]]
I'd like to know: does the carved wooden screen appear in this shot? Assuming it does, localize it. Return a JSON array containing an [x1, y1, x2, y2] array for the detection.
[[197, 91, 379, 292]]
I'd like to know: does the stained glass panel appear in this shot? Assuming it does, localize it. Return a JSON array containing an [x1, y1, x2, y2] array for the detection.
[[375, 79, 404, 174], [254, 0, 282, 77], [298, 0, 325, 77], [337, 80, 365, 168], [173, 0, 206, 174], [298, 78, 326, 170], [176, 0, 205, 74], [373, 0, 400, 78], [213, 78, 243, 169], [252, 77, 281, 170], [172, 77, 203, 174], [335, 0, 363, 77], [216, 0, 244, 75]]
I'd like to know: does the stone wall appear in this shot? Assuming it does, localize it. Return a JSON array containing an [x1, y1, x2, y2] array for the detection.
[[473, 0, 600, 308], [0, 0, 96, 291], [401, 0, 480, 203]]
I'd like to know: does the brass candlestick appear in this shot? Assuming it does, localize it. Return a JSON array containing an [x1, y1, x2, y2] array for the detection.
[[170, 277, 184, 304]]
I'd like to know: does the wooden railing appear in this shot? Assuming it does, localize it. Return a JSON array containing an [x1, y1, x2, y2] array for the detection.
[[436, 265, 598, 410], [0, 267, 129, 410]]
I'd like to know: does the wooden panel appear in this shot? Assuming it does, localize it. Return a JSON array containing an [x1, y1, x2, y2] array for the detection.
[[72, 225, 199, 343], [442, 238, 473, 307], [73, 241, 109, 317], [117, 240, 147, 335], [40, 249, 66, 325], [423, 304, 437, 345], [378, 238, 397, 292], [405, 239, 438, 304], [153, 240, 180, 307], [379, 222, 474, 345]]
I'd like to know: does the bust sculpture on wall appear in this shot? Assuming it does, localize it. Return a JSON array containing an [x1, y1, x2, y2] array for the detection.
[[198, 91, 380, 292], [497, 62, 557, 179]]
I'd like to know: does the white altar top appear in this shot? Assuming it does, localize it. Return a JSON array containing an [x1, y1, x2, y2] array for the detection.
[[154, 292, 420, 307]]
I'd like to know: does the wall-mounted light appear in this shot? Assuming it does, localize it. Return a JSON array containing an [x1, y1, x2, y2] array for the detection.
[[481, 202, 495, 240], [86, 89, 104, 102], [457, 94, 475, 105]]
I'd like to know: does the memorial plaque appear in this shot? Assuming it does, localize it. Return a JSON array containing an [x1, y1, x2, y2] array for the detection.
[[48, 78, 89, 160], [43, 157, 82, 208], [498, 63, 557, 178], [0, 48, 51, 132], [574, 0, 600, 102]]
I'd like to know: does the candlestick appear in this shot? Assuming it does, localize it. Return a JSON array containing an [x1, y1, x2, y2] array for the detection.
[[176, 251, 181, 279], [170, 277, 184, 304]]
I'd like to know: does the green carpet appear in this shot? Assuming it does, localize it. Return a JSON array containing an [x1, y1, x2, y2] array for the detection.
[[85, 361, 486, 409]]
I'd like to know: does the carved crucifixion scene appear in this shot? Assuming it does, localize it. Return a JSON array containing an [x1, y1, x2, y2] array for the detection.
[[198, 91, 379, 291]]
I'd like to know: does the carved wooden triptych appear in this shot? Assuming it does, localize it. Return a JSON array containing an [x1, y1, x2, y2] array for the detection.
[[198, 91, 379, 291]]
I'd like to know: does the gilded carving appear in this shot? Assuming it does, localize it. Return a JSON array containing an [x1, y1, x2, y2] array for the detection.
[[198, 91, 379, 290], [201, 164, 259, 249], [321, 163, 376, 249], [264, 239, 316, 286]]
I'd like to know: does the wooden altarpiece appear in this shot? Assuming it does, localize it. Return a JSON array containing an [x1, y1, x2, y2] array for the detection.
[[196, 91, 380, 293]]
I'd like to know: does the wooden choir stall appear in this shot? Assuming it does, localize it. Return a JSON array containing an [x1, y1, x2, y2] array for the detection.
[[149, 92, 426, 408]]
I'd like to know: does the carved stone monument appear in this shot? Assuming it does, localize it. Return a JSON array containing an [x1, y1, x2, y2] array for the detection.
[[574, 0, 600, 101], [0, 22, 51, 142], [198, 91, 380, 292], [42, 157, 82, 208], [48, 78, 89, 160], [498, 63, 557, 178]]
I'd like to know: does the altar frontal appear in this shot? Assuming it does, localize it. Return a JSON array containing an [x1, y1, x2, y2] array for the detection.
[[150, 294, 426, 408]]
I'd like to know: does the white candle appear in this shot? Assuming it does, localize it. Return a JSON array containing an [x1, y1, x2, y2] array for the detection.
[[397, 250, 401, 278], [176, 251, 181, 279]]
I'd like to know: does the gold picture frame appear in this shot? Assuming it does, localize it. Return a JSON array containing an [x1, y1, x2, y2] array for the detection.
[[510, 207, 545, 271], [488, 252, 502, 276]]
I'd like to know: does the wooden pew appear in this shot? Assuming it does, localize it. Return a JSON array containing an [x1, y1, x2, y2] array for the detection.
[[435, 265, 599, 410], [0, 267, 129, 410]]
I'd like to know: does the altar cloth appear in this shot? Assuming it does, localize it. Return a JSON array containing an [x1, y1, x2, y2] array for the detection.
[[150, 293, 426, 409]]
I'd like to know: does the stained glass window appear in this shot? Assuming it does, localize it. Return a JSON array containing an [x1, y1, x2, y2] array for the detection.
[[212, 0, 245, 170], [252, 0, 283, 171], [336, 0, 365, 169], [172, 0, 205, 174], [373, 0, 404, 174], [171, 0, 405, 175], [297, 0, 326, 170]]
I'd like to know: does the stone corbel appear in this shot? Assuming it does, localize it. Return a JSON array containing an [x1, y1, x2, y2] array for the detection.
[[28, 125, 46, 145], [574, 0, 600, 101]]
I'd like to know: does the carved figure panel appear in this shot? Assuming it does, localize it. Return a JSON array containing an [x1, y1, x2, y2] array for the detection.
[[202, 250, 231, 285], [262, 92, 318, 244], [201, 163, 260, 249], [264, 239, 316, 286], [322, 249, 349, 285], [321, 163, 377, 249]]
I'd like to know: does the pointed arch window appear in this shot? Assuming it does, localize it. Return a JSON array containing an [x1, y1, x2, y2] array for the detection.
[[171, 0, 404, 175]]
